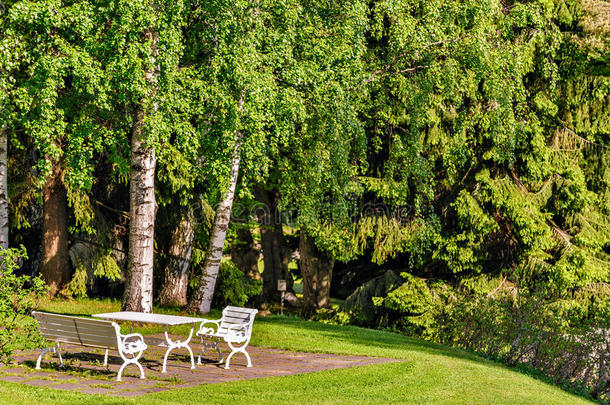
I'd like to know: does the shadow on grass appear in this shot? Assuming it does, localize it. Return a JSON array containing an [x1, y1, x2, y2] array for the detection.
[[255, 316, 597, 404], [256, 315, 485, 362]]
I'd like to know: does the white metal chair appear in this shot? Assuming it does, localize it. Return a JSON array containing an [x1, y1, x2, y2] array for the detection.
[[196, 306, 258, 369]]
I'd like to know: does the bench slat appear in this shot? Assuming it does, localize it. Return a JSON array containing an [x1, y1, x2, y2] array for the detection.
[[38, 327, 117, 342], [38, 325, 116, 339], [40, 334, 118, 349], [224, 307, 257, 315], [33, 312, 118, 350], [37, 321, 116, 332], [35, 316, 115, 329], [222, 315, 251, 323], [38, 330, 117, 346]]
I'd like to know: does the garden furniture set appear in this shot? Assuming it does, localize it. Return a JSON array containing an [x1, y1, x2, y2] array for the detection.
[[32, 306, 258, 381]]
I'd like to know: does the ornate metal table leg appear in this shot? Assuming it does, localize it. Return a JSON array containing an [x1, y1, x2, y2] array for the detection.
[[162, 324, 196, 373]]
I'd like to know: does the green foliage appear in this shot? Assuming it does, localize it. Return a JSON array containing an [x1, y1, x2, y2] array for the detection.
[[0, 246, 47, 364], [0, 0, 607, 397], [62, 250, 121, 298], [340, 269, 609, 401], [344, 0, 610, 302], [211, 260, 261, 309]]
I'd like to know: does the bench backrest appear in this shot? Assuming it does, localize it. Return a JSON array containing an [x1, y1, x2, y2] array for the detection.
[[219, 306, 258, 336], [32, 311, 119, 350]]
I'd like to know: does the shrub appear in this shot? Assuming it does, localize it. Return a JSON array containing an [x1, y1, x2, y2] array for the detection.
[[0, 246, 47, 364], [211, 260, 262, 308], [434, 289, 609, 401], [338, 271, 609, 401]]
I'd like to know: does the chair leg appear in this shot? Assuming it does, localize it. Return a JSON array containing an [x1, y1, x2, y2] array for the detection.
[[117, 362, 127, 382], [224, 346, 252, 369], [117, 357, 146, 382], [215, 340, 224, 363], [197, 338, 205, 365], [244, 349, 253, 367], [36, 345, 63, 369], [35, 347, 54, 370], [224, 350, 235, 369], [56, 345, 64, 368], [103, 349, 109, 366], [198, 339, 224, 364]]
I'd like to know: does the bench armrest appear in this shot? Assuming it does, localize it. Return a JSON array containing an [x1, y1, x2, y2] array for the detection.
[[224, 323, 249, 343], [119, 333, 148, 355], [197, 319, 221, 336]]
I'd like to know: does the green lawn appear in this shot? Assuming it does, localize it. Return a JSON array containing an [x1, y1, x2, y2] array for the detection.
[[0, 298, 594, 404]]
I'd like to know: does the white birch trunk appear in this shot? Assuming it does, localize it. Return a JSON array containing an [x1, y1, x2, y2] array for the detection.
[[122, 28, 158, 313], [0, 125, 8, 250], [188, 137, 241, 314]]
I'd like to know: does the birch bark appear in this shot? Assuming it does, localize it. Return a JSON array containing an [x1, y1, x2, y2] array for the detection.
[[122, 28, 158, 313], [188, 137, 241, 314], [0, 126, 8, 250]]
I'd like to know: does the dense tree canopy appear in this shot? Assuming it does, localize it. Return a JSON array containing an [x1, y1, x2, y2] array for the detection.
[[0, 0, 607, 398]]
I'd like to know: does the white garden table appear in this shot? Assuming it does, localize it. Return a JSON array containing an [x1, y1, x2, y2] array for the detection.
[[92, 312, 204, 373]]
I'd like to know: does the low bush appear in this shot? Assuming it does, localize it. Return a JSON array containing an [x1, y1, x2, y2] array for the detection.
[[211, 260, 262, 308], [0, 246, 47, 363], [329, 271, 609, 401]]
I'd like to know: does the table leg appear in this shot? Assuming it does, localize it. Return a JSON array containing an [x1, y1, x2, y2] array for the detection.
[[161, 324, 196, 373]]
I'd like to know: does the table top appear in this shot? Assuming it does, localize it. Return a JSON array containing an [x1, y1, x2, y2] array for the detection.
[[92, 311, 205, 326]]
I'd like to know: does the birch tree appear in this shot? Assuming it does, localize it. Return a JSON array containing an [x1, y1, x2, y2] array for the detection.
[[110, 0, 185, 312], [188, 138, 241, 313], [121, 26, 159, 311], [0, 1, 20, 251], [183, 0, 274, 313], [0, 127, 7, 250]]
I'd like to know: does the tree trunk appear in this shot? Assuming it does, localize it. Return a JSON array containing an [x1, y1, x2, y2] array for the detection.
[[299, 232, 334, 317], [231, 227, 260, 280], [253, 186, 294, 302], [0, 126, 8, 250], [122, 108, 157, 312], [158, 206, 194, 306], [188, 137, 241, 314], [41, 163, 71, 297], [122, 28, 158, 313]]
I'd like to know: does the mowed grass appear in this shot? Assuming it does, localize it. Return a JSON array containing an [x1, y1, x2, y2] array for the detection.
[[0, 298, 594, 405]]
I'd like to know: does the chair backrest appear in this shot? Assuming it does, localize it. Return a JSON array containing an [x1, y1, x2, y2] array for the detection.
[[218, 306, 258, 336], [32, 311, 119, 350]]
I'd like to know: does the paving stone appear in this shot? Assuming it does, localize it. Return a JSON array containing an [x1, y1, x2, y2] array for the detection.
[[78, 387, 119, 395], [8, 333, 400, 397], [78, 378, 115, 386], [22, 379, 59, 387], [50, 374, 78, 381], [49, 382, 83, 390], [24, 371, 55, 378], [0, 375, 29, 383], [111, 382, 151, 390], [0, 367, 25, 373]]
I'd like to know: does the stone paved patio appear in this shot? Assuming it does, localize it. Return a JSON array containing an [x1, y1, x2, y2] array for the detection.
[[0, 333, 399, 397]]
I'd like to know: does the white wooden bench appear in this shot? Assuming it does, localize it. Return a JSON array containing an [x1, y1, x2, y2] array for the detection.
[[32, 311, 148, 381], [196, 306, 258, 369]]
